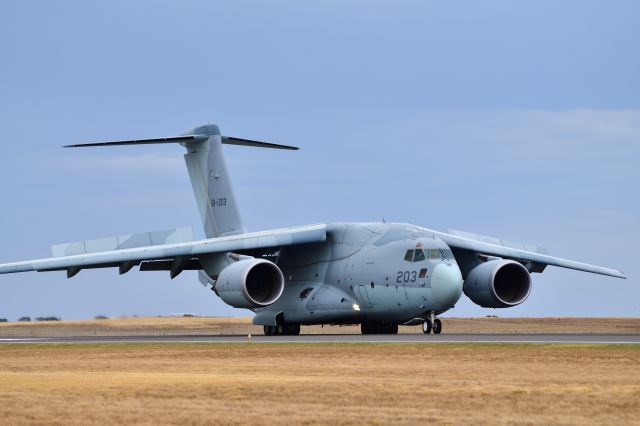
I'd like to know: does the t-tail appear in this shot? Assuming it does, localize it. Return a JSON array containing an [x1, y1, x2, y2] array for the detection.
[[64, 123, 298, 238]]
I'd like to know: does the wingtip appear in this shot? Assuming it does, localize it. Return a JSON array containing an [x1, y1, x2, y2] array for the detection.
[[611, 269, 627, 279]]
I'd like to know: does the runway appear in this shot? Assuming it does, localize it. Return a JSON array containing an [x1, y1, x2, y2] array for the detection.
[[1, 333, 638, 345]]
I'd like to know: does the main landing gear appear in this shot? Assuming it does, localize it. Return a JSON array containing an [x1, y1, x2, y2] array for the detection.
[[263, 323, 301, 336], [422, 318, 442, 334], [361, 322, 399, 335]]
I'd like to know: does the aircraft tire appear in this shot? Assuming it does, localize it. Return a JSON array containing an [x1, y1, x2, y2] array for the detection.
[[433, 318, 442, 334], [277, 324, 285, 335], [282, 324, 301, 335], [360, 322, 380, 334], [264, 325, 273, 336], [422, 320, 432, 334], [361, 322, 397, 334]]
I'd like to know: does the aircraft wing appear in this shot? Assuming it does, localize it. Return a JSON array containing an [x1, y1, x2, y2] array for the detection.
[[0, 224, 326, 278], [433, 229, 626, 279]]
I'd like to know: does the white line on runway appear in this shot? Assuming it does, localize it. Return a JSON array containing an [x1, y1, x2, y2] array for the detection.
[[1, 338, 638, 345]]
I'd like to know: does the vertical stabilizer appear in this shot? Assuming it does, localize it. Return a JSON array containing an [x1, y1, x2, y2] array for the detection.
[[62, 123, 297, 240], [182, 124, 245, 238]]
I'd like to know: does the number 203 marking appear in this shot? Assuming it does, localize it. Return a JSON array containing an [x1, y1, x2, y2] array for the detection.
[[396, 270, 417, 283]]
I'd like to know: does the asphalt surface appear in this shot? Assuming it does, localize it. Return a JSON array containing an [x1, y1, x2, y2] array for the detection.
[[0, 333, 638, 344]]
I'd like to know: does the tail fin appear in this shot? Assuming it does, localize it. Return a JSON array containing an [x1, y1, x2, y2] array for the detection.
[[64, 123, 299, 238], [181, 124, 244, 237]]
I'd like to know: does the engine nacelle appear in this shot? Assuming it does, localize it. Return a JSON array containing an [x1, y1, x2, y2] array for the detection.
[[214, 258, 284, 309], [463, 259, 531, 308]]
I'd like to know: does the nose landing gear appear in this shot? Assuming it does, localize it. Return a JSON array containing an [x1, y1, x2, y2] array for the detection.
[[433, 318, 442, 334], [422, 314, 443, 335]]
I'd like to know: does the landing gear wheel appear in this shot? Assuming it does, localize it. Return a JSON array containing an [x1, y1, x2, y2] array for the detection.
[[362, 322, 398, 334], [433, 318, 442, 334], [283, 324, 301, 336], [422, 319, 432, 334], [276, 324, 285, 335], [264, 325, 279, 336]]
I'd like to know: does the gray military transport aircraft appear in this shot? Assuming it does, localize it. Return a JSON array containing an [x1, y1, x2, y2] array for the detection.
[[0, 124, 627, 335]]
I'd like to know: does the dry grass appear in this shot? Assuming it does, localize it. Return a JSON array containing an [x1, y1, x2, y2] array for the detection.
[[0, 316, 639, 337], [0, 343, 638, 425]]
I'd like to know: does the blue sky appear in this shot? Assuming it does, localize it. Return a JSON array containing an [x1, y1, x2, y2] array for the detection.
[[0, 0, 638, 320]]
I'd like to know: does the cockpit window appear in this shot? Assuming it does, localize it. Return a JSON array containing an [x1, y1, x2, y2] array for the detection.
[[428, 249, 442, 259], [440, 249, 454, 260], [404, 250, 414, 262], [413, 249, 426, 262]]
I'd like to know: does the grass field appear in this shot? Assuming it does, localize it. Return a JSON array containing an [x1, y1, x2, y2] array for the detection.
[[0, 343, 638, 425], [1, 316, 639, 337]]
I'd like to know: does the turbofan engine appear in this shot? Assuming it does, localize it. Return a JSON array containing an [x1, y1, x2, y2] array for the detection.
[[463, 259, 531, 308], [214, 258, 285, 309]]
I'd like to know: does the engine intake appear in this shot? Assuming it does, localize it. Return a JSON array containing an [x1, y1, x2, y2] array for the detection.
[[214, 258, 284, 309], [463, 259, 531, 308]]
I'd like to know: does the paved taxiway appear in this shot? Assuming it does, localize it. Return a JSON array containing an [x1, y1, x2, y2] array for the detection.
[[1, 333, 638, 344]]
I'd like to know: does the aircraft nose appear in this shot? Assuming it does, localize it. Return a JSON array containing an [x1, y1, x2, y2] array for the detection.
[[431, 262, 463, 307]]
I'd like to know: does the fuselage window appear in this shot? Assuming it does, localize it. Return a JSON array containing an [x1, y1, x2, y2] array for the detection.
[[299, 287, 314, 299], [413, 249, 426, 262], [404, 250, 414, 262]]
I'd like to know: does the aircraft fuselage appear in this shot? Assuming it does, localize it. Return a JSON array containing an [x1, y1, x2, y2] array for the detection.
[[253, 222, 464, 326]]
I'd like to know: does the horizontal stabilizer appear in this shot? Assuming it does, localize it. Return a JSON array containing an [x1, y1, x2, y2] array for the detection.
[[64, 135, 298, 150], [51, 227, 194, 257], [222, 136, 299, 150], [64, 135, 207, 148]]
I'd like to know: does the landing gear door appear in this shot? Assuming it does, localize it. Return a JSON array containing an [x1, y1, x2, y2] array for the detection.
[[358, 285, 373, 308]]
